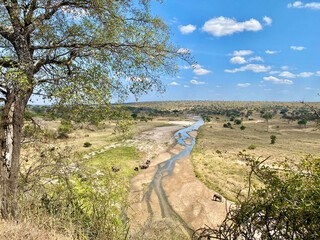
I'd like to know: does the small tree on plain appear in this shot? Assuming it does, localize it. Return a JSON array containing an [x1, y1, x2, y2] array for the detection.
[[298, 119, 307, 128], [262, 113, 273, 132], [270, 135, 276, 144]]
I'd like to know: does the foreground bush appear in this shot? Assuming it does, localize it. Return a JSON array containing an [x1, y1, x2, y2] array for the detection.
[[18, 145, 129, 240], [192, 154, 320, 239]]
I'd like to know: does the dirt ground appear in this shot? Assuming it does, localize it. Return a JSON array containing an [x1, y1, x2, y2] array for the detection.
[[128, 121, 228, 238]]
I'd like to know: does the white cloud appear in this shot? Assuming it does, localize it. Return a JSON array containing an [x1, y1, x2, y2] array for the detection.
[[270, 71, 280, 74], [202, 17, 262, 37], [316, 71, 320, 76], [230, 56, 246, 64], [237, 83, 251, 87], [263, 16, 272, 26], [305, 87, 313, 90], [225, 64, 271, 73], [297, 72, 314, 78], [288, 1, 320, 10], [184, 85, 189, 88], [179, 24, 196, 34], [230, 50, 253, 56], [192, 64, 212, 75], [177, 76, 182, 79], [168, 81, 179, 86], [279, 71, 296, 78], [265, 50, 278, 54], [248, 56, 264, 62], [177, 48, 191, 54], [281, 66, 289, 70], [290, 46, 306, 51], [263, 76, 294, 85], [180, 65, 192, 70], [190, 79, 206, 85]]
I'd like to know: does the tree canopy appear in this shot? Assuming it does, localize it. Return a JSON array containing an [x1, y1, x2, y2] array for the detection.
[[0, 0, 191, 218]]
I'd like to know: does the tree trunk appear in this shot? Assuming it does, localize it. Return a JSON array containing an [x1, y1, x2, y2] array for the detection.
[[0, 92, 30, 219]]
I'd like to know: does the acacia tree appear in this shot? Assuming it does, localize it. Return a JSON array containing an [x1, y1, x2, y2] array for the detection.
[[262, 113, 272, 132], [0, 0, 191, 218]]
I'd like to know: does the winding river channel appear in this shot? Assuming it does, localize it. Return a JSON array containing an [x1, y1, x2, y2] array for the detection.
[[143, 118, 204, 231]]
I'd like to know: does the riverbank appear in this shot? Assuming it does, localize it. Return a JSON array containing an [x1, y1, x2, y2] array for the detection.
[[128, 119, 228, 239]]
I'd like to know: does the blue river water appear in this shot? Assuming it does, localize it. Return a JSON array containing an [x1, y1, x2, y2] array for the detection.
[[144, 117, 204, 228]]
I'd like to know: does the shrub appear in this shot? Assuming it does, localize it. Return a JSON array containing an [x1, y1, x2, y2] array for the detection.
[[140, 116, 148, 122], [248, 144, 256, 150], [83, 142, 92, 148], [57, 120, 73, 138], [234, 119, 242, 125], [223, 123, 229, 128], [240, 125, 246, 130], [270, 135, 276, 144], [216, 150, 222, 154]]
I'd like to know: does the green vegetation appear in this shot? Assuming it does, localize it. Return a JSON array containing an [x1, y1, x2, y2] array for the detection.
[[195, 155, 320, 239], [234, 119, 242, 125], [262, 113, 273, 132], [270, 135, 277, 144], [240, 125, 246, 130], [248, 144, 257, 150], [18, 144, 141, 240], [83, 142, 92, 148], [298, 118, 307, 128], [0, 0, 192, 221]]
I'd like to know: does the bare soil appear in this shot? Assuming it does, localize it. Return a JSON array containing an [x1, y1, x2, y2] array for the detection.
[[128, 121, 228, 238]]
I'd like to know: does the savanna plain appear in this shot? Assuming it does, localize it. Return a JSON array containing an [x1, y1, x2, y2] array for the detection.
[[2, 101, 319, 239]]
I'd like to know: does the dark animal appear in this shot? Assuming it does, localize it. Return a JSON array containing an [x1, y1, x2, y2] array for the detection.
[[212, 194, 222, 202], [134, 167, 139, 171], [146, 160, 151, 165], [139, 164, 149, 169], [112, 166, 120, 172]]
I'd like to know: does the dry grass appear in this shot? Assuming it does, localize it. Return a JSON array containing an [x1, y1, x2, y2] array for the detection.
[[0, 220, 72, 240], [192, 113, 320, 201]]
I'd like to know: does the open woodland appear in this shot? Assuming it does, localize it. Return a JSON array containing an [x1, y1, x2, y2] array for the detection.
[[1, 100, 318, 239]]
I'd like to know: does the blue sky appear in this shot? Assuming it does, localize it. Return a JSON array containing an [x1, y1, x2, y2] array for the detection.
[[129, 0, 320, 102]]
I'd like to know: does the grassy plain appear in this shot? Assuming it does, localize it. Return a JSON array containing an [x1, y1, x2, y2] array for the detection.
[[192, 112, 320, 201]]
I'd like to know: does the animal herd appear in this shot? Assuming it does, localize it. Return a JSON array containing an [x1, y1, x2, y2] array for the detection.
[[111, 159, 151, 173]]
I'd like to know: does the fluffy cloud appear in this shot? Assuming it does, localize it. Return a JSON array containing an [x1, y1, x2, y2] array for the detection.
[[291, 46, 306, 51], [263, 76, 294, 85], [316, 71, 320, 76], [270, 71, 280, 74], [278, 71, 316, 78], [230, 56, 246, 64], [263, 16, 272, 26], [180, 65, 192, 70], [279, 71, 296, 78], [248, 56, 264, 62], [177, 48, 191, 54], [184, 85, 190, 88], [265, 50, 278, 54], [192, 64, 212, 75], [230, 50, 253, 56], [230, 56, 263, 64], [297, 72, 314, 78], [225, 64, 271, 73], [281, 66, 289, 70], [168, 81, 179, 86], [288, 1, 320, 10], [237, 83, 251, 87], [179, 24, 196, 34], [190, 79, 206, 85], [202, 17, 262, 37]]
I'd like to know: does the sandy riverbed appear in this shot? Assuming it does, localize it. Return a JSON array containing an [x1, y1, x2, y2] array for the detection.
[[128, 120, 228, 238]]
